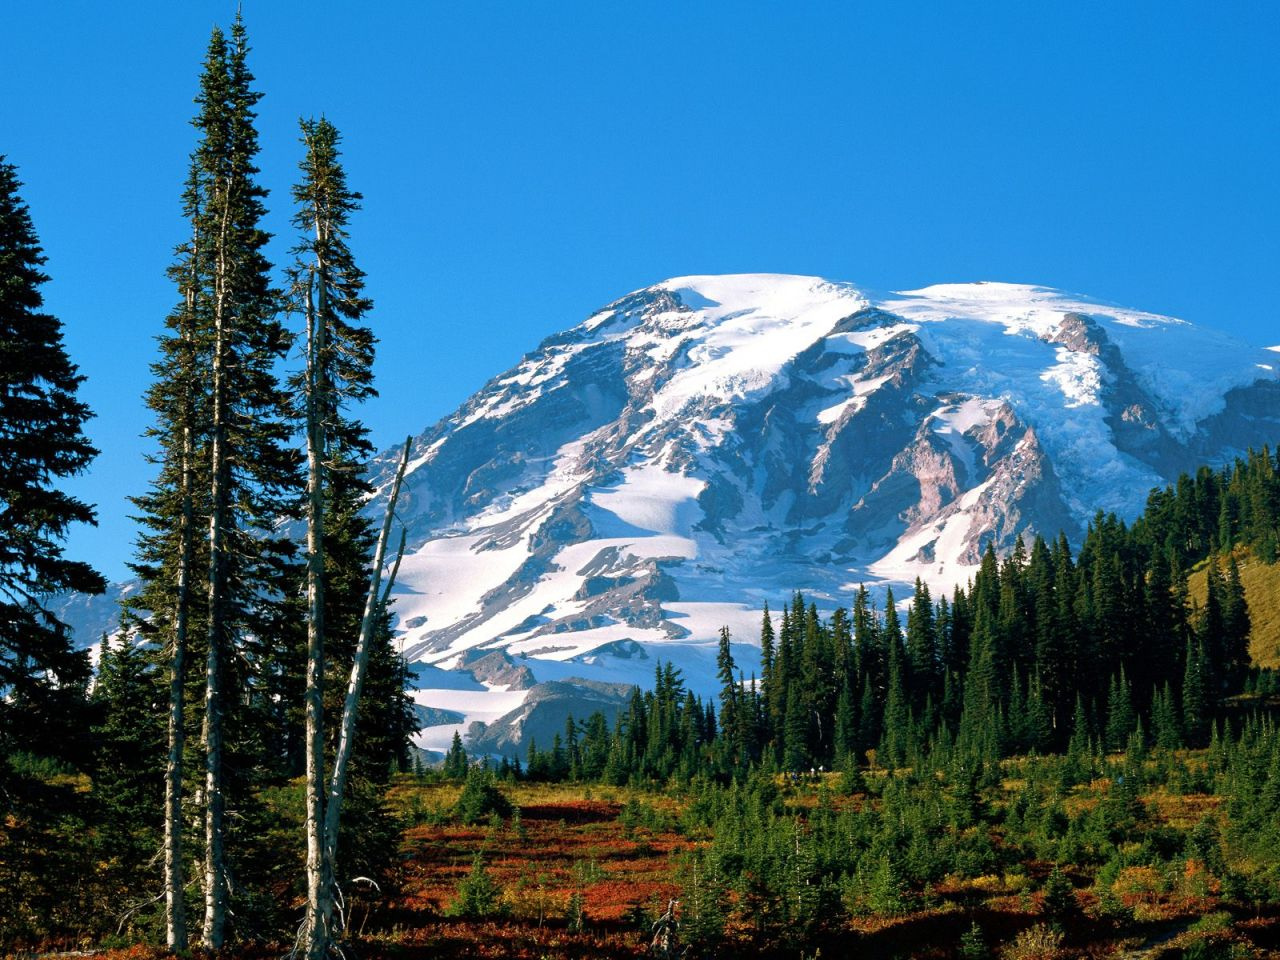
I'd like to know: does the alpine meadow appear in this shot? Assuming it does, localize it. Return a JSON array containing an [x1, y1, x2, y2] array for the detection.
[[3, 8, 1280, 960]]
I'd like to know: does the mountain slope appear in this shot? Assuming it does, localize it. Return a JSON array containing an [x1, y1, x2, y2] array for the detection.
[[359, 274, 1279, 754]]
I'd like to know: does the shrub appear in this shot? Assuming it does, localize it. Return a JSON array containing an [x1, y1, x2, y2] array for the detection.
[[1001, 923, 1065, 960], [959, 921, 991, 960], [447, 853, 503, 917], [453, 766, 514, 825], [1041, 867, 1075, 918]]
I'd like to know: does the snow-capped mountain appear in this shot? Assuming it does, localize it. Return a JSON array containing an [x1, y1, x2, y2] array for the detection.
[[363, 274, 1280, 755]]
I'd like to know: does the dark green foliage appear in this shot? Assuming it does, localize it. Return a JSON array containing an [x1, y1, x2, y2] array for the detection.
[[0, 157, 104, 769], [500, 445, 1276, 794], [453, 765, 514, 825], [959, 921, 991, 960], [443, 731, 468, 779], [1041, 865, 1076, 917], [282, 114, 414, 781], [1105, 668, 1136, 751], [89, 635, 165, 897], [0, 157, 105, 952], [446, 853, 503, 917], [679, 849, 727, 949]]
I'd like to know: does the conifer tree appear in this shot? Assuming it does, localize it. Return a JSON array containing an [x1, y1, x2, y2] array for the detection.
[[1104, 668, 1135, 752], [0, 156, 105, 769], [90, 635, 165, 895], [196, 19, 299, 946], [282, 115, 415, 957], [129, 18, 297, 947], [759, 602, 775, 703], [1151, 681, 1182, 750], [905, 578, 936, 700], [1026, 672, 1052, 754], [1198, 558, 1227, 697], [716, 626, 743, 769], [1220, 553, 1251, 688], [442, 731, 468, 780], [1182, 638, 1210, 747], [128, 89, 214, 955]]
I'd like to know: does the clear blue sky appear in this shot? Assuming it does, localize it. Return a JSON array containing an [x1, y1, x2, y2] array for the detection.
[[2, 2, 1277, 582]]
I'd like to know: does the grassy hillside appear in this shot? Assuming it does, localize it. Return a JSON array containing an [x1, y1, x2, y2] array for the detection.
[[1188, 547, 1280, 670]]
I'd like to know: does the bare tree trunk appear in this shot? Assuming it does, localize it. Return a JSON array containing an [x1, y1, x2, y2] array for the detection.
[[302, 264, 330, 960], [313, 438, 412, 948], [164, 246, 199, 953], [164, 419, 194, 951], [202, 196, 231, 950]]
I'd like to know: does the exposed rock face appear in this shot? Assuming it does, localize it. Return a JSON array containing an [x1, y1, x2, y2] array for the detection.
[[1045, 312, 1183, 475], [456, 649, 536, 690], [466, 678, 636, 755]]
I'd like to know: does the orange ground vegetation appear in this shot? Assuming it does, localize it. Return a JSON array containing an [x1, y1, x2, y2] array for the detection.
[[63, 779, 1280, 960]]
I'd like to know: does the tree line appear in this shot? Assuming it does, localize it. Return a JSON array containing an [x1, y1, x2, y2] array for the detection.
[[0, 15, 415, 955], [498, 444, 1278, 789]]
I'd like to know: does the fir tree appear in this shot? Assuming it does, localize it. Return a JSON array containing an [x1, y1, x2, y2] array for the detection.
[[1104, 668, 1135, 752], [90, 635, 165, 896], [285, 115, 416, 959], [0, 156, 105, 769], [1182, 638, 1210, 747], [905, 578, 937, 701], [444, 731, 468, 779], [1220, 553, 1251, 689], [716, 626, 742, 769], [1151, 681, 1183, 750], [129, 19, 298, 947]]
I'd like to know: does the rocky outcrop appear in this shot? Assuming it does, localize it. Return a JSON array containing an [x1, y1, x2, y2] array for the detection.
[[466, 678, 636, 756]]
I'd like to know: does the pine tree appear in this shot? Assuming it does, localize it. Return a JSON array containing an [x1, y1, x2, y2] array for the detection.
[[129, 19, 298, 947], [1026, 672, 1052, 754], [1198, 558, 1227, 698], [90, 635, 165, 897], [1151, 681, 1183, 750], [287, 114, 382, 959], [1104, 668, 1135, 752], [1182, 638, 1210, 747], [1067, 695, 1092, 761], [881, 640, 911, 767], [833, 685, 857, 763], [716, 626, 741, 769], [126, 132, 212, 951], [759, 602, 775, 704], [783, 681, 808, 771], [0, 156, 105, 769], [905, 578, 937, 701], [1220, 553, 1251, 689], [444, 731, 468, 779], [194, 19, 300, 946]]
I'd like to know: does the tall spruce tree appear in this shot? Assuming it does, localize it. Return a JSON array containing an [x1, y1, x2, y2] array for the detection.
[[287, 117, 417, 959], [130, 18, 297, 948], [128, 96, 214, 957], [90, 634, 165, 906], [0, 156, 105, 771], [198, 19, 299, 947]]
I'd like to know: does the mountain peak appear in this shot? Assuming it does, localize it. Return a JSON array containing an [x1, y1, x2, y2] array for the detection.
[[364, 273, 1280, 755]]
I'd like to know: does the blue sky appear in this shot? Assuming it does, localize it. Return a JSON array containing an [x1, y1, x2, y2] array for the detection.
[[2, 2, 1277, 581]]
